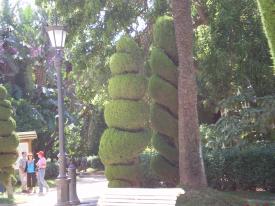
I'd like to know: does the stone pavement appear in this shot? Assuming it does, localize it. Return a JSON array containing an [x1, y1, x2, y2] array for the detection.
[[4, 174, 108, 206]]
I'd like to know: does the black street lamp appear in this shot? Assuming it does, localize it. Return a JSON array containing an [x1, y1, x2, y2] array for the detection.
[[46, 25, 70, 206]]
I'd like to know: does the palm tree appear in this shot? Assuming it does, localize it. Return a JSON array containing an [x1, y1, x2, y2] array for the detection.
[[171, 0, 207, 188]]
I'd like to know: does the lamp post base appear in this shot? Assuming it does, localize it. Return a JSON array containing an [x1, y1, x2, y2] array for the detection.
[[56, 177, 70, 206]]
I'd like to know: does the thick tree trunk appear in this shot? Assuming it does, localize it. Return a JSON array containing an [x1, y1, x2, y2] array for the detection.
[[171, 0, 207, 188]]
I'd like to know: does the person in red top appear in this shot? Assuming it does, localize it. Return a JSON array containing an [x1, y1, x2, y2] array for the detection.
[[36, 151, 49, 194]]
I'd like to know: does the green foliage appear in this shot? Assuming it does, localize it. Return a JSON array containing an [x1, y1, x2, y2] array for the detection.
[[0, 86, 7, 100], [45, 161, 59, 180], [104, 100, 149, 130], [99, 128, 151, 165], [195, 0, 275, 110], [87, 156, 104, 170], [108, 180, 131, 188], [152, 133, 178, 163], [116, 36, 141, 57], [0, 100, 12, 109], [0, 106, 12, 121], [149, 48, 178, 87], [176, 188, 244, 206], [109, 53, 139, 75], [0, 133, 19, 153], [0, 118, 16, 136], [153, 16, 178, 63], [105, 164, 140, 182], [256, 0, 275, 68], [108, 74, 147, 100], [139, 150, 162, 188], [204, 144, 275, 191], [150, 154, 178, 184], [0, 154, 18, 168], [149, 75, 177, 116], [150, 103, 178, 140]]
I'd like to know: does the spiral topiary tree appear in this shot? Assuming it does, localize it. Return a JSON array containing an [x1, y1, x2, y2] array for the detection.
[[0, 85, 19, 197], [99, 36, 150, 187], [149, 16, 179, 185], [256, 0, 275, 68]]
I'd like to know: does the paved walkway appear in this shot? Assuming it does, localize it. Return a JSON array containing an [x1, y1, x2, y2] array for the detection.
[[5, 174, 108, 206]]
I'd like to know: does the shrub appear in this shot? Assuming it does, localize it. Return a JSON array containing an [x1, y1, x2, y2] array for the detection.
[[99, 128, 150, 165], [87, 156, 104, 170], [150, 103, 178, 140], [0, 118, 16, 136], [153, 16, 178, 63], [45, 161, 59, 179], [108, 179, 131, 188], [0, 133, 19, 153], [149, 47, 178, 87], [0, 100, 12, 109], [176, 188, 245, 206], [105, 164, 140, 182], [149, 75, 178, 116], [152, 133, 178, 163], [139, 150, 162, 188], [0, 106, 12, 121], [204, 144, 275, 192], [109, 53, 139, 75], [104, 100, 149, 130], [0, 86, 7, 100], [150, 154, 179, 185], [108, 74, 147, 100]]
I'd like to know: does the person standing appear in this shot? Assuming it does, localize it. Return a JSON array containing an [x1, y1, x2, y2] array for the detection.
[[18, 152, 27, 193], [25, 153, 36, 193], [36, 151, 49, 194]]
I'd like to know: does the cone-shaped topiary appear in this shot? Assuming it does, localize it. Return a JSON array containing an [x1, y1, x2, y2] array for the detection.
[[99, 36, 150, 187], [256, 0, 275, 68], [149, 16, 179, 185], [153, 16, 178, 64], [0, 85, 18, 186]]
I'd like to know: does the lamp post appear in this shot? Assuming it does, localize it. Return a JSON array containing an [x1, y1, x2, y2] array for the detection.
[[46, 25, 70, 206]]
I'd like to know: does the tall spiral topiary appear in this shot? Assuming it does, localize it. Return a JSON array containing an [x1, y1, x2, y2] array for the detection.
[[256, 0, 275, 68], [99, 36, 150, 187], [0, 85, 19, 189], [149, 16, 179, 185]]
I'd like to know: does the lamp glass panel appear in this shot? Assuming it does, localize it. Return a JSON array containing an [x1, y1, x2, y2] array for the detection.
[[54, 29, 63, 47], [61, 31, 67, 47], [47, 30, 56, 47]]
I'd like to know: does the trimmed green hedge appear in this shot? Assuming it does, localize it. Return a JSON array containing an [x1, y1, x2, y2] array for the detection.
[[109, 53, 139, 75], [108, 74, 147, 100], [109, 180, 132, 188], [0, 86, 7, 100], [149, 75, 178, 116], [150, 154, 179, 184], [149, 48, 178, 87], [0, 153, 18, 168], [0, 100, 12, 109], [150, 103, 178, 140], [0, 172, 10, 184], [105, 164, 140, 182], [204, 144, 275, 191], [104, 100, 149, 130], [0, 118, 16, 136], [152, 133, 178, 163], [256, 0, 275, 67], [116, 36, 141, 57], [0, 133, 19, 153], [99, 128, 150, 165], [153, 16, 178, 63], [0, 106, 12, 121]]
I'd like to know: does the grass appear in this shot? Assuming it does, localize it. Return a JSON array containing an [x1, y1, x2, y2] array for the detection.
[[0, 193, 27, 204], [176, 188, 275, 206]]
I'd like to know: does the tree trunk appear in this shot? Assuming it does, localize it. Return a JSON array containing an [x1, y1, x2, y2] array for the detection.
[[171, 0, 207, 188]]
